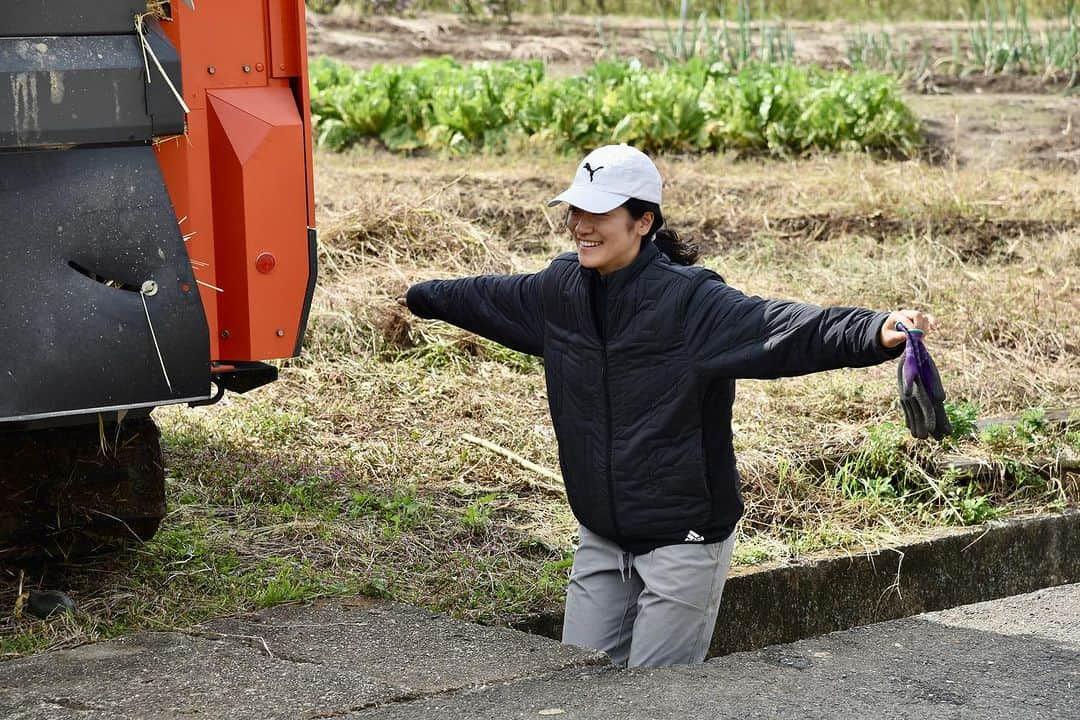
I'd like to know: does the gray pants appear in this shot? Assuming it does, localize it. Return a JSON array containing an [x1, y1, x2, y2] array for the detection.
[[561, 524, 736, 668]]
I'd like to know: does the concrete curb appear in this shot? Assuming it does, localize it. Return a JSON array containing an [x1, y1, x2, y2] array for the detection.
[[514, 511, 1080, 657], [358, 584, 1080, 720]]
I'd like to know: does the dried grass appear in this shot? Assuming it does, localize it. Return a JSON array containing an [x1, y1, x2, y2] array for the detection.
[[3, 146, 1075, 657], [144, 1, 170, 20]]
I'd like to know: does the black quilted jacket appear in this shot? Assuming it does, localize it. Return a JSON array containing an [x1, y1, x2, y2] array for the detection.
[[407, 242, 900, 553]]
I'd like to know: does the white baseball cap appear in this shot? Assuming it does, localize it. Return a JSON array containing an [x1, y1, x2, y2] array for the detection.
[[548, 144, 662, 213]]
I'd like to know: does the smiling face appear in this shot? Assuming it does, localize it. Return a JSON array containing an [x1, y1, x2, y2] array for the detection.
[[566, 205, 654, 276]]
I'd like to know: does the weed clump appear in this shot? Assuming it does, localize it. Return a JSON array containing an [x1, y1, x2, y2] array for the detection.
[[323, 203, 509, 270], [373, 307, 419, 352]]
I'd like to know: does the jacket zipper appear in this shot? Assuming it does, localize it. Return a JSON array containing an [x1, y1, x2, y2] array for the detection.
[[591, 275, 621, 541], [600, 324, 621, 541]]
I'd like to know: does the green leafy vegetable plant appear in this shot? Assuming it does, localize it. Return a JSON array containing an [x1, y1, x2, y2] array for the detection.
[[309, 56, 922, 156]]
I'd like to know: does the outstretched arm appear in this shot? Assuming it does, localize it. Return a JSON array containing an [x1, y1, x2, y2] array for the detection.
[[401, 272, 546, 357], [686, 279, 932, 380]]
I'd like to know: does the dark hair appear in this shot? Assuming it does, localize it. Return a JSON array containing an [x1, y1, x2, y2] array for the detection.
[[622, 198, 699, 266]]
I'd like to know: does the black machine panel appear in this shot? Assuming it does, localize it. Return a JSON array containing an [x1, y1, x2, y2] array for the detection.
[[0, 24, 184, 148], [0, 2, 154, 37], [0, 146, 210, 424]]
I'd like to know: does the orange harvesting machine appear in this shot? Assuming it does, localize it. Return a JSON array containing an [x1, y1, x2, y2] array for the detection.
[[0, 1, 317, 554]]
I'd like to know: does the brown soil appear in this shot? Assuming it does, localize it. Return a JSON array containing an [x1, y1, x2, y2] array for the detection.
[[690, 213, 1077, 259], [451, 204, 1076, 260], [929, 74, 1075, 95], [309, 12, 661, 69], [309, 11, 1076, 85], [910, 93, 1080, 172]]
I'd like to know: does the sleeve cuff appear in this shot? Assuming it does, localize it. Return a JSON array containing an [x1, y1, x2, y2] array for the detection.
[[873, 311, 905, 360], [405, 283, 432, 318]]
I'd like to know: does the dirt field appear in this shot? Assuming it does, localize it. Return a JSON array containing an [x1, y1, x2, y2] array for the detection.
[[308, 11, 1080, 170], [309, 11, 1065, 78]]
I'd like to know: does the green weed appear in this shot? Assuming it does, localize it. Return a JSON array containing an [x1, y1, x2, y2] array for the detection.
[[461, 493, 498, 532], [249, 560, 329, 607], [829, 420, 908, 501], [732, 540, 776, 565], [919, 472, 1003, 524], [788, 521, 864, 555], [349, 488, 430, 535], [538, 554, 574, 593], [823, 402, 1074, 526], [945, 401, 980, 440], [979, 407, 1051, 452]]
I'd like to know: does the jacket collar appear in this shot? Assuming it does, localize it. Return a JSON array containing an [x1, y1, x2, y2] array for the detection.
[[578, 241, 660, 294]]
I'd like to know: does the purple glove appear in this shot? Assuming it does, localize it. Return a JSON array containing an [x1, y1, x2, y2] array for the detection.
[[896, 321, 951, 440]]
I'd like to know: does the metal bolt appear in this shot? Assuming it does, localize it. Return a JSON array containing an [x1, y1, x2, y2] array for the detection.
[[141, 280, 158, 296], [255, 62, 264, 72], [207, 66, 216, 75], [221, 330, 230, 339], [242, 64, 251, 73], [275, 329, 285, 337]]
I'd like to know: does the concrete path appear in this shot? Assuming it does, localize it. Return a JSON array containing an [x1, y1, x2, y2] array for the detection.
[[1, 585, 1076, 719]]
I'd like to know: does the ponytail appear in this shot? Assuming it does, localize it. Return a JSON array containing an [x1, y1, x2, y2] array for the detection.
[[652, 227, 699, 266], [621, 198, 699, 266]]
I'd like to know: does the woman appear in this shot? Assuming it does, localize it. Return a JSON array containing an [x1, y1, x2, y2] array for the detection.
[[400, 144, 933, 667]]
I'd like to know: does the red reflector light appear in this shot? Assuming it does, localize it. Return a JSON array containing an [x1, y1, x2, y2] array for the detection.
[[255, 252, 276, 274]]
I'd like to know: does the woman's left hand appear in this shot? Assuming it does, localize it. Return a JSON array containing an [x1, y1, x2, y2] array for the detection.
[[880, 309, 936, 348]]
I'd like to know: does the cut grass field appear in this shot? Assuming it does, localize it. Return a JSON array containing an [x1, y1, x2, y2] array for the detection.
[[2, 146, 1076, 658]]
